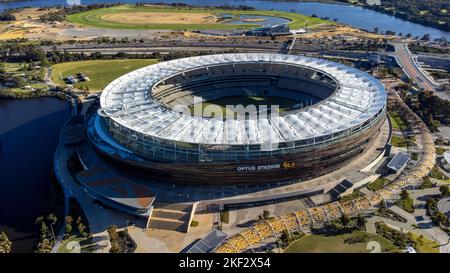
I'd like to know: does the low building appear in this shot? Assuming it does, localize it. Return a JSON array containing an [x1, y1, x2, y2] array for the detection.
[[245, 24, 290, 36], [387, 152, 410, 174], [186, 230, 227, 253], [76, 166, 155, 217], [443, 152, 450, 169]]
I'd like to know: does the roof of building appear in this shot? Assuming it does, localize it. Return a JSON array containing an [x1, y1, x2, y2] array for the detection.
[[387, 152, 410, 171], [60, 114, 85, 145], [444, 152, 450, 164], [186, 230, 228, 253], [100, 53, 386, 146], [77, 166, 155, 210]]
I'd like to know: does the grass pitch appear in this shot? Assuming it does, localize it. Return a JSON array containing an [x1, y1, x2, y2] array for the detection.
[[190, 96, 299, 117], [67, 5, 328, 30], [284, 230, 402, 253], [51, 59, 159, 91]]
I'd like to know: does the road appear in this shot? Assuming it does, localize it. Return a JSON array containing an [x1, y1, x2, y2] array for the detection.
[[391, 43, 450, 101], [392, 43, 437, 91]]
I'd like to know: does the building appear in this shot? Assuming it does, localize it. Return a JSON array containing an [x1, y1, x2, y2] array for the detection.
[[186, 230, 227, 253], [387, 152, 410, 174], [89, 53, 387, 185], [245, 24, 290, 36]]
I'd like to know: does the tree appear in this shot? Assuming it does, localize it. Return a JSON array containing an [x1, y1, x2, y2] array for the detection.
[[374, 27, 379, 34], [439, 185, 449, 196], [417, 235, 424, 246], [341, 213, 350, 226], [107, 225, 120, 253], [46, 214, 57, 241], [421, 34, 431, 42], [0, 231, 12, 253], [356, 214, 367, 228], [400, 189, 410, 200], [262, 210, 271, 219]]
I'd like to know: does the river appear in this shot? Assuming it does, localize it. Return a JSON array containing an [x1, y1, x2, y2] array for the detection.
[[0, 97, 69, 252], [0, 0, 449, 40]]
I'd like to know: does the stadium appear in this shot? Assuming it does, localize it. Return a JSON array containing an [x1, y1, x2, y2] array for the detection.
[[90, 53, 387, 185]]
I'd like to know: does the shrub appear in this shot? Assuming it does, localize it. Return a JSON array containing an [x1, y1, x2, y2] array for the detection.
[[367, 178, 390, 192], [220, 211, 229, 224], [190, 220, 199, 227]]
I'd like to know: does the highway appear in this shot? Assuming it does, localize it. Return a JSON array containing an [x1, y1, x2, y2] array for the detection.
[[391, 42, 450, 100]]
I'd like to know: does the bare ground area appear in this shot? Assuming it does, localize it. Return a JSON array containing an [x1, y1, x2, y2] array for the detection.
[[100, 12, 218, 25]]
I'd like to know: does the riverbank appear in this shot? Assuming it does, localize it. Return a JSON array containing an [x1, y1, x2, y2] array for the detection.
[[0, 0, 448, 40], [0, 97, 70, 252], [0, 90, 67, 100]]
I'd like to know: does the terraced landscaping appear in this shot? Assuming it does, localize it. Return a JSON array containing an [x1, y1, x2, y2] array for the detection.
[[67, 5, 328, 30]]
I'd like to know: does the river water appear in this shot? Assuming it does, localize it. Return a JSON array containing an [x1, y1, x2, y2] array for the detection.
[[0, 97, 69, 252], [0, 0, 449, 40]]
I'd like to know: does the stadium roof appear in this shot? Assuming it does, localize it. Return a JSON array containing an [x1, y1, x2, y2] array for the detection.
[[100, 53, 386, 146]]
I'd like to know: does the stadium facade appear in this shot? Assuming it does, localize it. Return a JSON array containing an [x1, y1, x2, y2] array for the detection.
[[89, 53, 387, 185]]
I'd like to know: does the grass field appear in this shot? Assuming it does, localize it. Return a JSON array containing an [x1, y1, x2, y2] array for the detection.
[[67, 5, 328, 30], [391, 135, 408, 147], [51, 59, 158, 91], [284, 230, 402, 253], [190, 96, 299, 117], [389, 111, 408, 131]]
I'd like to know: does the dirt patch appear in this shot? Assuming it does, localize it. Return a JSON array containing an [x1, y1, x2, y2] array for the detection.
[[100, 12, 218, 25]]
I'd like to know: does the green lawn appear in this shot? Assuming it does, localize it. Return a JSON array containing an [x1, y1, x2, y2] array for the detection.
[[190, 95, 298, 117], [391, 136, 408, 147], [410, 233, 440, 253], [388, 112, 408, 131], [51, 59, 159, 91], [67, 5, 329, 30], [284, 230, 402, 253], [367, 177, 390, 192]]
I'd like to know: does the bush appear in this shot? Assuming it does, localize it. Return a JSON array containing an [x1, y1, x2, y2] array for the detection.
[[344, 234, 368, 245], [0, 11, 16, 21], [430, 166, 448, 180], [375, 222, 416, 248], [367, 178, 390, 192], [396, 190, 415, 213], [190, 220, 199, 227], [420, 177, 434, 189], [220, 211, 229, 224]]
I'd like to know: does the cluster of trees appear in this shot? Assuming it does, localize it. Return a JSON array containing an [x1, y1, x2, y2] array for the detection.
[[375, 221, 420, 248], [426, 190, 450, 232], [344, 0, 450, 32], [325, 213, 367, 231], [278, 230, 304, 248], [135, 2, 255, 11], [107, 225, 136, 253], [0, 11, 16, 21], [410, 44, 450, 55], [395, 190, 415, 213], [0, 41, 48, 63], [34, 214, 57, 253], [64, 215, 88, 239], [0, 231, 11, 253], [402, 90, 450, 132], [37, 4, 116, 23]]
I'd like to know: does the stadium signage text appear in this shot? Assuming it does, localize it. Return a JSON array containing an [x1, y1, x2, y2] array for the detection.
[[236, 161, 295, 172]]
